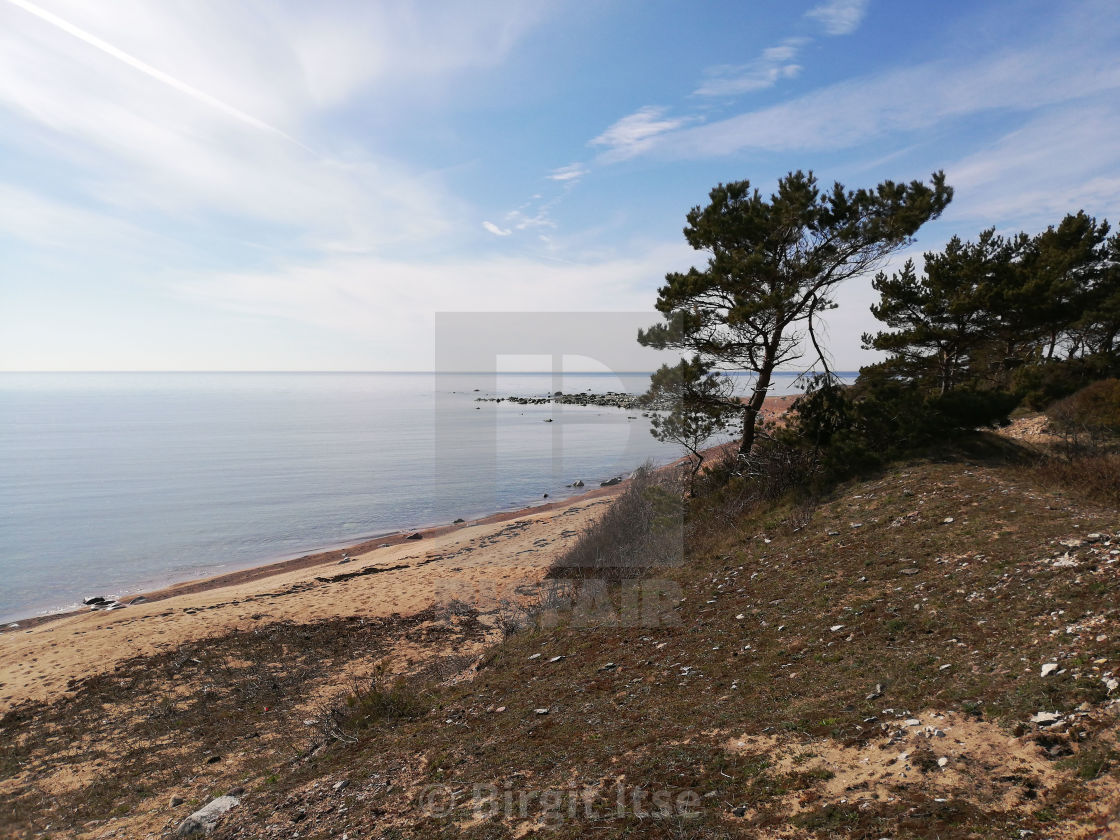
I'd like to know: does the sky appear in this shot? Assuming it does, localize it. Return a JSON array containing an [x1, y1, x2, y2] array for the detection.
[[1, 0, 1118, 372]]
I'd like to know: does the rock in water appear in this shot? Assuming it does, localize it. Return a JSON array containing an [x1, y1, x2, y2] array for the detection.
[[176, 796, 240, 836], [600, 477, 622, 487]]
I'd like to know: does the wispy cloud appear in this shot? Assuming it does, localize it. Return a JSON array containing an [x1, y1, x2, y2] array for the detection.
[[547, 163, 588, 182], [0, 1, 561, 254], [804, 0, 870, 36], [589, 106, 692, 162], [944, 104, 1120, 229], [2, 0, 307, 149], [639, 28, 1120, 160], [182, 242, 696, 367], [482, 220, 512, 236], [694, 38, 808, 97]]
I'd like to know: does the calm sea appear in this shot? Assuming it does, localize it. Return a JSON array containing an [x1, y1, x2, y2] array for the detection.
[[0, 371, 823, 622]]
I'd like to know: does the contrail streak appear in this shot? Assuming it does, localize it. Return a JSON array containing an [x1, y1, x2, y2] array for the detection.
[[4, 0, 312, 152]]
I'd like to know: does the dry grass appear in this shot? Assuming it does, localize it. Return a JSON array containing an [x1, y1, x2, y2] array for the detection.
[[1028, 450, 1120, 506], [547, 463, 685, 581]]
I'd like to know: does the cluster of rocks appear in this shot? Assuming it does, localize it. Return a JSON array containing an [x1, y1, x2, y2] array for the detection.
[[83, 594, 147, 611], [475, 391, 660, 411]]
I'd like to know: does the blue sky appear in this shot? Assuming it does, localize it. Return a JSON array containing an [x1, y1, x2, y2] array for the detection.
[[1, 0, 1118, 371]]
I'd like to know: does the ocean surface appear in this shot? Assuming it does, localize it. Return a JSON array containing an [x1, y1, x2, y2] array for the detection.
[[0, 371, 830, 623]]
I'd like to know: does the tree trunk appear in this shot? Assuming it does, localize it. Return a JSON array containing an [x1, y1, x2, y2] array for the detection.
[[738, 355, 776, 457]]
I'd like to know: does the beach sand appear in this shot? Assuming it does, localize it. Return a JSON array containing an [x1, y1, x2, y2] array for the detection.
[[0, 490, 619, 711]]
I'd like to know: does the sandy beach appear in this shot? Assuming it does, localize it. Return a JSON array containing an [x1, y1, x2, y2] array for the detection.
[[0, 489, 621, 711]]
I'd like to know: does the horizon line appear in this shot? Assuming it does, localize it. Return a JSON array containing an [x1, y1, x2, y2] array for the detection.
[[0, 369, 858, 375]]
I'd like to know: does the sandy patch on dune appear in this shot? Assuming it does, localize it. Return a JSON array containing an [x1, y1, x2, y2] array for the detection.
[[725, 710, 1058, 812]]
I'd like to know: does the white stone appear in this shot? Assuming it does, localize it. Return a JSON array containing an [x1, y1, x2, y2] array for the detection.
[[176, 796, 240, 836], [1041, 663, 1059, 677]]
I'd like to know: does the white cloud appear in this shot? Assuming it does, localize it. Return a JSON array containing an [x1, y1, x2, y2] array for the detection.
[[804, 0, 870, 36], [641, 31, 1120, 160], [547, 163, 588, 182], [0, 184, 157, 255], [695, 37, 807, 97], [180, 243, 698, 367], [483, 220, 512, 236], [589, 106, 693, 162], [0, 0, 554, 255], [3, 0, 303, 147], [943, 104, 1120, 230]]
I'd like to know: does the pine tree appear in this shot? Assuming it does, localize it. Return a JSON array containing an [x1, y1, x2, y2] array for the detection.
[[639, 170, 952, 456]]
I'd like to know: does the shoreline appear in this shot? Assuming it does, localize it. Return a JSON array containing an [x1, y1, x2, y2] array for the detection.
[[0, 486, 625, 709], [2, 393, 799, 632], [0, 393, 798, 710], [0, 478, 627, 634]]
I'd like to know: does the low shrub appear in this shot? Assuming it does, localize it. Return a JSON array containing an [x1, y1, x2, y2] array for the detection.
[[1046, 378, 1120, 439], [1013, 355, 1119, 410], [1027, 452, 1120, 506], [548, 463, 683, 580], [323, 662, 429, 742], [784, 376, 1018, 483]]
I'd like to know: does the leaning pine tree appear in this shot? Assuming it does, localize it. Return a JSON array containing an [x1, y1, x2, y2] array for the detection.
[[639, 170, 953, 457]]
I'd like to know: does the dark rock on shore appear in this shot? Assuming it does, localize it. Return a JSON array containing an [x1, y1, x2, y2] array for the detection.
[[475, 391, 668, 410], [406, 532, 423, 540], [600, 477, 622, 487]]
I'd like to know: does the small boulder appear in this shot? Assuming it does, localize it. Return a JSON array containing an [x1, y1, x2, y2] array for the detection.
[[83, 596, 107, 605], [406, 532, 423, 540], [1040, 663, 1059, 678], [600, 477, 622, 487], [176, 795, 240, 836]]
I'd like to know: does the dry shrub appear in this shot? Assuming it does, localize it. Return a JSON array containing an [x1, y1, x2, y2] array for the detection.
[[1028, 451, 1120, 506], [1047, 378, 1120, 445], [323, 662, 429, 742], [686, 440, 818, 550], [548, 464, 683, 581]]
